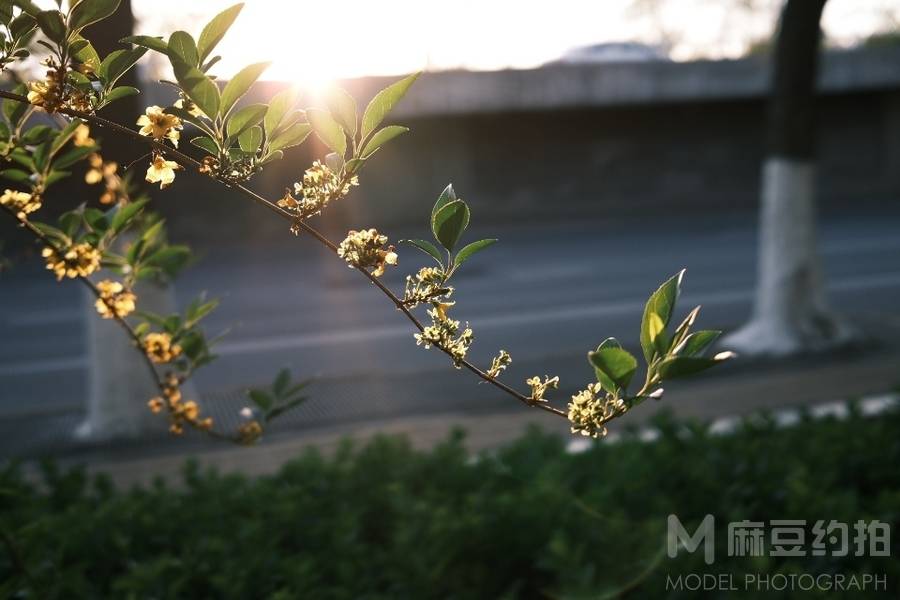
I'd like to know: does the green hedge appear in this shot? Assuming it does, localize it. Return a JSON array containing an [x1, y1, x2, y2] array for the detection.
[[2, 405, 899, 599]]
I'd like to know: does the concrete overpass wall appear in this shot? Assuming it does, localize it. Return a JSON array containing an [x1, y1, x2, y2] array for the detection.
[[142, 48, 900, 244]]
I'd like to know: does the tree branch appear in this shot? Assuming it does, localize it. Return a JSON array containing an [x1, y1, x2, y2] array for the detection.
[[0, 90, 566, 418]]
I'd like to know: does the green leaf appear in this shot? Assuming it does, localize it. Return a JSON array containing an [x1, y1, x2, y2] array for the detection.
[[226, 103, 266, 139], [589, 341, 638, 393], [657, 354, 731, 380], [639, 270, 684, 363], [266, 396, 307, 421], [264, 86, 299, 137], [172, 61, 220, 121], [49, 118, 83, 158], [674, 330, 721, 357], [238, 126, 262, 153], [220, 61, 269, 116], [454, 239, 497, 268], [190, 135, 218, 155], [432, 183, 456, 221], [361, 72, 420, 140], [401, 239, 444, 267], [98, 47, 146, 88], [70, 36, 100, 73], [168, 30, 198, 67], [259, 150, 282, 165], [35, 9, 65, 43], [101, 86, 139, 106], [120, 34, 167, 54], [9, 13, 36, 40], [326, 87, 357, 138], [68, 0, 120, 31], [273, 368, 290, 397], [268, 122, 311, 152], [110, 198, 147, 233], [53, 145, 94, 169], [197, 3, 243, 63], [248, 389, 273, 411], [432, 199, 470, 252], [0, 168, 30, 183], [306, 108, 346, 156], [360, 125, 407, 158]]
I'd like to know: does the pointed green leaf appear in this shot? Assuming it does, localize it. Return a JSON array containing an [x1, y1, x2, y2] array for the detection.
[[226, 102, 266, 139], [361, 72, 420, 139], [120, 34, 167, 54], [264, 86, 299, 136], [306, 108, 346, 156], [640, 270, 684, 362], [101, 86, 139, 107], [674, 330, 721, 357], [454, 239, 497, 268], [401, 239, 444, 266], [589, 342, 638, 394], [35, 9, 65, 43], [432, 199, 469, 252], [220, 61, 270, 116], [49, 118, 83, 158], [360, 125, 407, 158], [248, 389, 273, 411], [190, 135, 218, 155], [432, 183, 456, 222], [197, 3, 243, 63], [238, 125, 262, 153], [657, 353, 731, 380], [168, 30, 198, 67], [172, 61, 220, 121], [98, 47, 146, 88], [70, 37, 100, 74], [268, 122, 311, 152], [326, 87, 357, 137], [69, 0, 120, 31]]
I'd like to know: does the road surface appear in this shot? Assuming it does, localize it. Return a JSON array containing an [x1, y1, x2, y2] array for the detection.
[[1, 209, 899, 454]]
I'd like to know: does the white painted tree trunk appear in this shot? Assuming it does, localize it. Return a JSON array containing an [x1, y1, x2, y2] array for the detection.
[[75, 281, 195, 441], [723, 157, 854, 356]]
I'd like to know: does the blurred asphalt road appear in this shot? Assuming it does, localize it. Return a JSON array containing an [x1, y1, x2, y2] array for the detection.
[[1, 209, 899, 455]]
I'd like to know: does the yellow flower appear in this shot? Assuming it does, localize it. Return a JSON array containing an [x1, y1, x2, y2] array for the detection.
[[72, 124, 94, 147], [145, 154, 181, 189], [42, 243, 100, 280], [143, 332, 182, 364], [238, 420, 263, 445], [337, 228, 398, 277], [94, 280, 137, 319], [279, 161, 358, 220], [27, 79, 62, 111], [567, 383, 625, 438], [486, 349, 512, 378], [179, 400, 199, 420], [148, 397, 165, 413], [0, 189, 41, 220], [526, 375, 559, 403], [136, 106, 182, 146]]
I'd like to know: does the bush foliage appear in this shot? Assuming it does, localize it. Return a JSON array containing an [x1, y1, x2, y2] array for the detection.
[[2, 406, 899, 598]]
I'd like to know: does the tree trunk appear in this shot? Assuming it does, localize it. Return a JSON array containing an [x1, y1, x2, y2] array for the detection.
[[75, 2, 195, 440], [724, 0, 854, 356]]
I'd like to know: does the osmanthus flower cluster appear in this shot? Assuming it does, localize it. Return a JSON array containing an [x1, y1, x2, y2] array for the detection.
[[0, 0, 733, 446]]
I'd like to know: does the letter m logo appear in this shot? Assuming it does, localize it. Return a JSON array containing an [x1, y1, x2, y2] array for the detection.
[[668, 514, 715, 565]]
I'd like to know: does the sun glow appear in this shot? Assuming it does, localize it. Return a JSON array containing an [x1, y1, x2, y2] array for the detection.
[[131, 0, 900, 88]]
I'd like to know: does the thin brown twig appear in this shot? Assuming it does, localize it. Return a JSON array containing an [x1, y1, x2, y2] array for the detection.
[[0, 89, 566, 418], [0, 204, 238, 440]]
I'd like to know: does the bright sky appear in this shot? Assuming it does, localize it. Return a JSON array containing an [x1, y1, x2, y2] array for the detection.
[[45, 0, 900, 86]]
